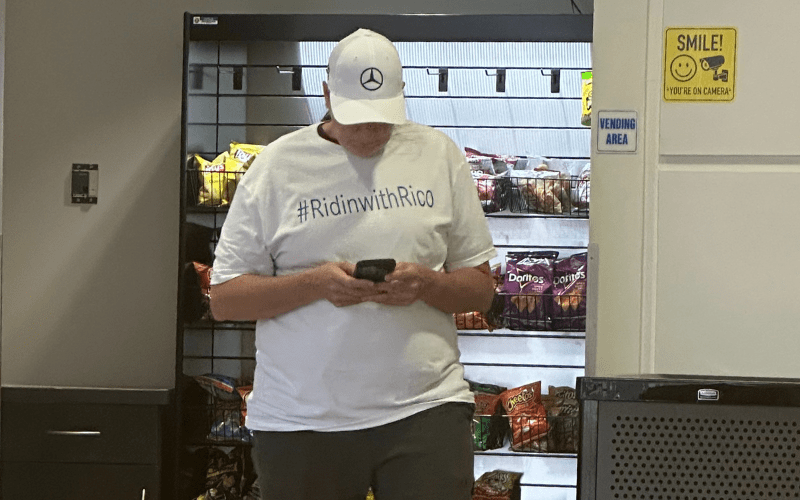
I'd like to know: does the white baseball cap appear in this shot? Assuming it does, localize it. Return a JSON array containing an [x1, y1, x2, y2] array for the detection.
[[327, 29, 407, 125]]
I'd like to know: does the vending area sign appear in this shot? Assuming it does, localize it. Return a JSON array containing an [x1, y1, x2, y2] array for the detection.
[[596, 111, 637, 154], [663, 27, 737, 102]]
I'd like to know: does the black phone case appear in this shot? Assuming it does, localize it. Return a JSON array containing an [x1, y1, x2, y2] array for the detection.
[[354, 259, 396, 282]]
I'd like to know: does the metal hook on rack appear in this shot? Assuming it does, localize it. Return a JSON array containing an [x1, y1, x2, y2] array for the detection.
[[277, 66, 303, 91], [551, 69, 561, 93], [485, 69, 507, 93], [540, 69, 561, 93], [190, 67, 204, 90], [213, 66, 244, 90], [426, 68, 449, 92], [232, 66, 244, 91]]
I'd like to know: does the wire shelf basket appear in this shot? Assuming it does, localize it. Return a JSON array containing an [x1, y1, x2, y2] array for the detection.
[[457, 291, 587, 332], [474, 174, 590, 217], [473, 413, 579, 454]]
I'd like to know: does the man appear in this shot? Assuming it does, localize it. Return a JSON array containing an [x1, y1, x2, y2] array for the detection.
[[210, 28, 496, 500]]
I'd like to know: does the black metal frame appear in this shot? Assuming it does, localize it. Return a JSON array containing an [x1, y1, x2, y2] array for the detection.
[[186, 13, 592, 43]]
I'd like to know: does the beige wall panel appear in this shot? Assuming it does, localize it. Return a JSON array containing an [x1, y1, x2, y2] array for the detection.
[[655, 167, 800, 377]]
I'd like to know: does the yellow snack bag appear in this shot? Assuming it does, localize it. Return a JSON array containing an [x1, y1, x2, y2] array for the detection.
[[581, 71, 592, 127], [228, 142, 265, 169], [196, 152, 230, 206], [223, 142, 265, 203], [194, 142, 264, 207]]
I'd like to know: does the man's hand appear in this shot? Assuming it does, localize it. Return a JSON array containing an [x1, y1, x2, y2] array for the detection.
[[314, 261, 379, 307], [362, 262, 435, 307], [357, 261, 494, 313]]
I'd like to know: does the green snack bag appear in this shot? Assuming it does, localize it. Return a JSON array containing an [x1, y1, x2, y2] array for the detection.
[[469, 380, 509, 451]]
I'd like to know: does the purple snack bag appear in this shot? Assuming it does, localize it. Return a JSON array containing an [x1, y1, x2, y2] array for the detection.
[[500, 251, 559, 330], [552, 252, 588, 331]]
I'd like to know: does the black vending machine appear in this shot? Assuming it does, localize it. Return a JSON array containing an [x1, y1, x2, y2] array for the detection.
[[577, 375, 800, 500]]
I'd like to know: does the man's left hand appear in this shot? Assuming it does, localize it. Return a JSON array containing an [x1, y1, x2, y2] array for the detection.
[[363, 262, 435, 306]]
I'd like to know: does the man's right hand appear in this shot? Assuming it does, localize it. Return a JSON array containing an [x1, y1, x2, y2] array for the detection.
[[314, 261, 380, 307]]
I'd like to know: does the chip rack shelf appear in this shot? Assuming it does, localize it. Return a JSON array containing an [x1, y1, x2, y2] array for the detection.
[[177, 13, 592, 500], [461, 212, 589, 498]]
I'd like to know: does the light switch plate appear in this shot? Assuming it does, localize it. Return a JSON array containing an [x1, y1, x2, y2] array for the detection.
[[71, 163, 98, 204]]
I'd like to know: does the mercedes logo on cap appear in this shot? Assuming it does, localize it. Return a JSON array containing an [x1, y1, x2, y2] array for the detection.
[[360, 68, 383, 91]]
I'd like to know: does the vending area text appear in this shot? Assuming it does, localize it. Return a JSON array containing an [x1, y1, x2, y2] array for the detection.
[[600, 117, 636, 145]]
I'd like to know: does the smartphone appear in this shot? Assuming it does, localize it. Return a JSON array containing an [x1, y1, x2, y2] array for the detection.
[[353, 258, 396, 283]]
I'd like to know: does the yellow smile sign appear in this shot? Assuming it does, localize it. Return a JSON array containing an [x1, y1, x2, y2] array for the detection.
[[663, 27, 737, 102]]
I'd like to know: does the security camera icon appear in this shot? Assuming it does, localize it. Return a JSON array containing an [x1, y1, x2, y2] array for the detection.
[[700, 55, 728, 82]]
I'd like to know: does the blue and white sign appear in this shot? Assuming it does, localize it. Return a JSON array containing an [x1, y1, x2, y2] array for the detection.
[[597, 110, 638, 153]]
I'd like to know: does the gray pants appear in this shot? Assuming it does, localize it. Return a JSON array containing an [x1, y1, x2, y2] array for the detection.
[[250, 402, 475, 500]]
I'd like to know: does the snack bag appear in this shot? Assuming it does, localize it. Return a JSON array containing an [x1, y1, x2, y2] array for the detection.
[[196, 152, 231, 206], [472, 171, 506, 213], [571, 162, 591, 209], [223, 142, 265, 202], [200, 447, 245, 497], [455, 310, 491, 330], [228, 142, 264, 169], [500, 251, 558, 330], [581, 71, 592, 127], [237, 385, 253, 426], [457, 264, 503, 330], [472, 470, 523, 500], [551, 252, 588, 331], [509, 166, 569, 214], [501, 382, 549, 452], [207, 415, 252, 443], [195, 142, 264, 207], [465, 147, 524, 174], [465, 148, 496, 175], [194, 374, 240, 401], [193, 488, 233, 500], [465, 147, 513, 213], [468, 380, 509, 451], [542, 386, 580, 453]]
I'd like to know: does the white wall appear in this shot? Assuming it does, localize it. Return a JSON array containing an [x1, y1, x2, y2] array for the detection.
[[1, 0, 592, 389], [589, 0, 800, 378]]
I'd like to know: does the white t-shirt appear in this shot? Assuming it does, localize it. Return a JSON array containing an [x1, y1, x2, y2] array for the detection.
[[211, 121, 497, 432]]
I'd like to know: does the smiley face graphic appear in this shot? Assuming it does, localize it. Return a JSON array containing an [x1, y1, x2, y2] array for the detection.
[[670, 54, 698, 82]]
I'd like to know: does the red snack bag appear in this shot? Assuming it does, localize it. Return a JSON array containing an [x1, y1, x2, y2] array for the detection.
[[194, 262, 212, 296], [237, 385, 253, 426], [500, 382, 550, 452], [465, 148, 509, 213], [471, 171, 505, 213]]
